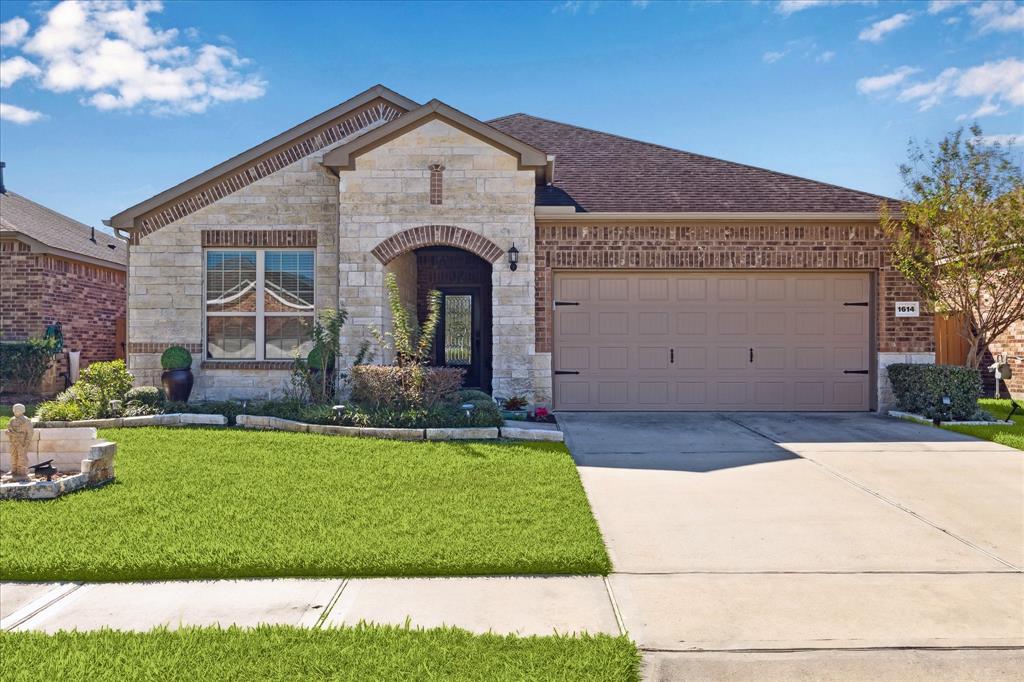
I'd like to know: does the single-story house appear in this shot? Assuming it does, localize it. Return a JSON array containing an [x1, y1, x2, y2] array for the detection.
[[106, 84, 938, 411], [1, 183, 127, 394]]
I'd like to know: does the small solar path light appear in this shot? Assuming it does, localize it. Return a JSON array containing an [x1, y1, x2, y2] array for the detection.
[[461, 403, 475, 423], [332, 405, 346, 423]]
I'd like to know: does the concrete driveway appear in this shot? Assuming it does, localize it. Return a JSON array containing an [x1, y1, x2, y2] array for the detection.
[[558, 412, 1024, 680]]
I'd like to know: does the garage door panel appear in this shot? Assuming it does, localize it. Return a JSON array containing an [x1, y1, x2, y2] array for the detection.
[[598, 312, 629, 335], [677, 279, 708, 301], [553, 272, 871, 411], [677, 312, 708, 335], [717, 312, 748, 335]]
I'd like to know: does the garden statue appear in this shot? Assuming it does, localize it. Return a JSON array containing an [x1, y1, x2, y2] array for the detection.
[[5, 403, 33, 482]]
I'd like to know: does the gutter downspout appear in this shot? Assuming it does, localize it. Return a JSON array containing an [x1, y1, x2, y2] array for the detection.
[[104, 219, 133, 371]]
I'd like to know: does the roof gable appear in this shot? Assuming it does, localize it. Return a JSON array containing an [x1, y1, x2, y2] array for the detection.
[[107, 85, 418, 240], [488, 113, 898, 214], [323, 99, 549, 175]]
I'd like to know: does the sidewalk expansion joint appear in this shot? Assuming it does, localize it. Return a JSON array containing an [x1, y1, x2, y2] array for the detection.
[[603, 576, 627, 636], [1, 583, 82, 631], [314, 579, 348, 629], [640, 644, 1024, 654]]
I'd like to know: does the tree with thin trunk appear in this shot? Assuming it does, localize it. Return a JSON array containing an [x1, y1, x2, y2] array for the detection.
[[882, 125, 1024, 369]]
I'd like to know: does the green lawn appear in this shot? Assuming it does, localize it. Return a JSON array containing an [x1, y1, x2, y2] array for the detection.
[[0, 427, 610, 581], [942, 398, 1024, 451], [0, 624, 640, 682]]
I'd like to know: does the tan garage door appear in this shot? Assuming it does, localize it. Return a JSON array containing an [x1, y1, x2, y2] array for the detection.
[[553, 272, 872, 411]]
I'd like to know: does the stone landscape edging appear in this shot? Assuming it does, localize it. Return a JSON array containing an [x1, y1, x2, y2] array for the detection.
[[887, 410, 1013, 426], [31, 412, 564, 441], [33, 413, 228, 428], [235, 414, 563, 442]]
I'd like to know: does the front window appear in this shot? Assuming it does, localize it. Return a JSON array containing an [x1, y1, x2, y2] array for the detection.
[[205, 250, 315, 360]]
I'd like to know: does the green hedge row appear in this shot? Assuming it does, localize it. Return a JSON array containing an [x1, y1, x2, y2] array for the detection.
[[887, 363, 982, 421]]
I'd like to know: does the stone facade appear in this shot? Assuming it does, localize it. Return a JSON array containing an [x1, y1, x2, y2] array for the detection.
[[335, 118, 543, 400], [127, 155, 341, 399]]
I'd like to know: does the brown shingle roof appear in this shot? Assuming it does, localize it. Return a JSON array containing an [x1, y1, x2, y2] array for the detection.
[[0, 191, 126, 268], [488, 113, 898, 213]]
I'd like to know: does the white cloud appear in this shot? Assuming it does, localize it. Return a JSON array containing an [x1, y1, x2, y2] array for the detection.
[[969, 1, 1024, 33], [856, 66, 920, 94], [631, 0, 650, 7], [552, 1, 600, 14], [7, 0, 265, 116], [870, 58, 1024, 116], [897, 67, 960, 110], [776, 1, 876, 16], [0, 102, 44, 124], [0, 17, 30, 47], [927, 0, 970, 14], [859, 12, 913, 42], [817, 50, 836, 63], [762, 50, 787, 64], [0, 56, 41, 88]]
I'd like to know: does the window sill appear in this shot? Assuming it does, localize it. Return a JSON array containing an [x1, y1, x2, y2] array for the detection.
[[201, 360, 294, 370]]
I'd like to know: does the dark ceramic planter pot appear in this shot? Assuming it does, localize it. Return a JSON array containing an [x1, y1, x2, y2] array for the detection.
[[161, 368, 194, 403]]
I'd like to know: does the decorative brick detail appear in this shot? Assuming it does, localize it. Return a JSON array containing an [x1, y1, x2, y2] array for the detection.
[[429, 164, 444, 205], [534, 221, 935, 356], [201, 360, 292, 370], [201, 229, 317, 248], [127, 342, 202, 354], [371, 225, 505, 265], [131, 99, 405, 242]]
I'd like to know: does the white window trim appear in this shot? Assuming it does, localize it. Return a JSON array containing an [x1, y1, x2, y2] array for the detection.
[[203, 248, 315, 361]]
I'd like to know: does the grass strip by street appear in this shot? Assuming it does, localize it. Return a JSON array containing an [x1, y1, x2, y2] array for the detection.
[[942, 399, 1024, 451], [0, 624, 641, 682], [0, 427, 610, 582]]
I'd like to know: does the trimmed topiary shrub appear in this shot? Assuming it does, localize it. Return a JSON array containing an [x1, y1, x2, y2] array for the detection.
[[887, 363, 982, 421], [161, 346, 193, 371]]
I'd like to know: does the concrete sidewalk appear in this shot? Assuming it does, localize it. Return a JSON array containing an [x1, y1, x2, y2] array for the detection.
[[1, 576, 620, 636]]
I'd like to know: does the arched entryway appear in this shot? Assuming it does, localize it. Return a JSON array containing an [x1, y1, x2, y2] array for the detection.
[[414, 247, 492, 392], [374, 226, 500, 393]]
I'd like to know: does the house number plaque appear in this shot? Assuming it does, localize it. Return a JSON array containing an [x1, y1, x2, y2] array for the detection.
[[895, 301, 920, 317]]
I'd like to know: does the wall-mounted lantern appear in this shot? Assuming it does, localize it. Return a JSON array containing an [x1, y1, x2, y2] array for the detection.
[[508, 243, 519, 272]]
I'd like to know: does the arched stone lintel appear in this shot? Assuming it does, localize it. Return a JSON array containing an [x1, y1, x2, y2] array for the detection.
[[371, 225, 504, 265]]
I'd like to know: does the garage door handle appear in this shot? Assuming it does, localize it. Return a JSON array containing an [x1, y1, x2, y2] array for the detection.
[[844, 370, 869, 374], [843, 302, 869, 307], [554, 370, 580, 375], [554, 301, 580, 307]]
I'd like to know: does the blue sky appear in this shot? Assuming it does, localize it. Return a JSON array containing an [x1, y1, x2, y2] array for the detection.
[[1, 0, 1022, 232]]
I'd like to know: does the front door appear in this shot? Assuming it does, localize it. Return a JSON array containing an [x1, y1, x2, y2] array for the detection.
[[437, 289, 483, 389]]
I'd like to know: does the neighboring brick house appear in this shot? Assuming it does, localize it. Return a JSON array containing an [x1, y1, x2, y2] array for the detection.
[[1, 187, 127, 391], [107, 84, 940, 411]]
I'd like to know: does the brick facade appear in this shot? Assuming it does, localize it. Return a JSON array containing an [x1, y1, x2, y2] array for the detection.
[[985, 317, 1024, 398], [534, 221, 935, 409], [1, 237, 126, 382], [534, 222, 934, 355]]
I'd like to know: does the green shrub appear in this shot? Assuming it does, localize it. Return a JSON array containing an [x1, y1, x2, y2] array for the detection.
[[457, 389, 493, 404], [160, 346, 193, 371], [126, 386, 165, 407], [887, 363, 982, 421], [36, 360, 134, 420], [79, 360, 135, 415], [37, 383, 102, 421], [350, 365, 463, 410], [0, 337, 58, 393]]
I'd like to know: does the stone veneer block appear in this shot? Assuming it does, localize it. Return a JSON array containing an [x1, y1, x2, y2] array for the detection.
[[264, 417, 309, 433], [121, 414, 175, 427], [359, 427, 424, 441], [73, 418, 124, 429], [499, 427, 564, 442], [306, 424, 362, 437], [175, 413, 228, 426], [425, 428, 500, 441]]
